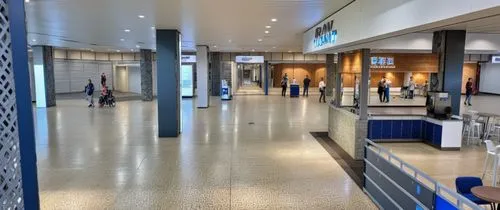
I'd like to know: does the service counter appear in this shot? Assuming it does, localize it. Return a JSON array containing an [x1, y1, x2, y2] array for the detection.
[[327, 104, 463, 160]]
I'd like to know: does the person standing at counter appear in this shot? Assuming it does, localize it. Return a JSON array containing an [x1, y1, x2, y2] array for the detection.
[[377, 77, 385, 103], [319, 77, 326, 103], [303, 75, 311, 97], [408, 76, 416, 99], [384, 79, 391, 103], [465, 78, 473, 106]]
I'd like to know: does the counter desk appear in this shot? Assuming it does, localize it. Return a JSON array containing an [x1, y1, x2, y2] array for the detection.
[[367, 115, 463, 150]]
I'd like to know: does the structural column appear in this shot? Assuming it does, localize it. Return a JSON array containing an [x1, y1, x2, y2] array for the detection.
[[8, 0, 40, 208], [334, 53, 343, 107], [140, 49, 153, 101], [326, 54, 336, 97], [156, 30, 181, 137], [264, 61, 269, 95], [432, 30, 466, 116], [196, 45, 209, 108], [32, 45, 56, 107], [359, 49, 371, 120], [210, 52, 221, 96]]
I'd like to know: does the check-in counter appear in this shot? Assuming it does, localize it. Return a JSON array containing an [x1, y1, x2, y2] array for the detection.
[[367, 115, 463, 150]]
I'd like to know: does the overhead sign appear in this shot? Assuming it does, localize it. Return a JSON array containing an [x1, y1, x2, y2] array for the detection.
[[492, 56, 500, 63], [370, 57, 395, 69], [181, 55, 196, 63], [313, 20, 338, 48], [235, 56, 264, 63]]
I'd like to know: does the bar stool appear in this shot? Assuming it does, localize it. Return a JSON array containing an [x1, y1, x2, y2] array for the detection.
[[463, 113, 482, 145], [482, 140, 500, 187]]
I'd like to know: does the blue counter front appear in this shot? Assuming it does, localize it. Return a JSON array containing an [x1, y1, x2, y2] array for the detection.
[[290, 85, 300, 97], [367, 116, 463, 150]]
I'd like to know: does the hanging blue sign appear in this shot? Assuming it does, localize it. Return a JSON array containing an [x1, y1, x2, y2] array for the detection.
[[313, 20, 338, 48]]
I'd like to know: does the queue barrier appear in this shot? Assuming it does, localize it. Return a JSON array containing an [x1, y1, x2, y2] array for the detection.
[[364, 139, 482, 210]]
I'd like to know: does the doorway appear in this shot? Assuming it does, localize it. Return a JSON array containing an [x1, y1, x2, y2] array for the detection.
[[236, 63, 264, 95]]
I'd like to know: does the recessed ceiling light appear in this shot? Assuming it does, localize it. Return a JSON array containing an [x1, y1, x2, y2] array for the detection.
[[266, 26, 271, 29], [271, 18, 277, 22], [32, 39, 36, 42], [130, 49, 135, 52], [120, 38, 125, 41], [258, 39, 263, 42], [228, 39, 232, 43], [151, 26, 155, 30], [273, 46, 276, 49], [124, 29, 131, 32], [136, 45, 140, 48], [252, 49, 255, 52], [116, 50, 121, 52], [138, 15, 145, 19], [213, 45, 217, 48], [25, 0, 29, 3], [265, 31, 269, 34]]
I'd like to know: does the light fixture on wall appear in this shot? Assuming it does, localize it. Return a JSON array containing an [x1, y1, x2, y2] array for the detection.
[[138, 15, 145, 19]]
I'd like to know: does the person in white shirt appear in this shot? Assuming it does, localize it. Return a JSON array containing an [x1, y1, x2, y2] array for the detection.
[[408, 76, 416, 99], [292, 78, 297, 85], [319, 77, 326, 103]]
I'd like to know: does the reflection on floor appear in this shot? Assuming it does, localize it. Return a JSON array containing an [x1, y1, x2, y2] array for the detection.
[[380, 142, 494, 190], [56, 91, 142, 101], [36, 96, 376, 209]]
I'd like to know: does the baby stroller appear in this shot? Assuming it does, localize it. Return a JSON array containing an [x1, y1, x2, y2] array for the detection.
[[99, 89, 116, 107]]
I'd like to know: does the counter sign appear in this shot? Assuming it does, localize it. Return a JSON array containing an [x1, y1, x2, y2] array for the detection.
[[314, 20, 337, 48]]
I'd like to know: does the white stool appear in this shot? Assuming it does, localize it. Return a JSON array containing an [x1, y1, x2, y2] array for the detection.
[[463, 114, 482, 145], [482, 140, 500, 187]]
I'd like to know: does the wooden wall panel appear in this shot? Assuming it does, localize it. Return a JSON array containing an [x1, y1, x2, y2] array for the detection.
[[341, 51, 362, 73], [272, 64, 326, 87], [370, 53, 438, 72]]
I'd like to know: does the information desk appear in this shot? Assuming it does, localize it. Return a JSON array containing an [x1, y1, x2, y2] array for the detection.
[[367, 115, 463, 150]]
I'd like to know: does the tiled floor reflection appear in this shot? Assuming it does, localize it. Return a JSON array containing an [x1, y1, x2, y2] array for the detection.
[[36, 96, 376, 209]]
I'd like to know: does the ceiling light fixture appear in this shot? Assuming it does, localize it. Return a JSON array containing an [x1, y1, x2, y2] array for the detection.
[[273, 46, 276, 49], [266, 25, 271, 29], [116, 50, 121, 52], [136, 45, 140, 48], [228, 39, 232, 43], [124, 29, 131, 32], [151, 26, 155, 30], [120, 38, 125, 41], [258, 39, 263, 42], [213, 45, 217, 48], [32, 39, 36, 42], [265, 31, 269, 34], [138, 15, 145, 19], [271, 18, 277, 22], [25, 0, 29, 3], [131, 49, 135, 52], [252, 49, 255, 52]]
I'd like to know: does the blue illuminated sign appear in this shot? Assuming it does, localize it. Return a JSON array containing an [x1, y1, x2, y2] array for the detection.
[[313, 20, 337, 48]]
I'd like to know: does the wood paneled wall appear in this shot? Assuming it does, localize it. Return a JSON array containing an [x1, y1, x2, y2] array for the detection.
[[272, 64, 326, 87], [370, 53, 439, 72], [340, 51, 363, 73]]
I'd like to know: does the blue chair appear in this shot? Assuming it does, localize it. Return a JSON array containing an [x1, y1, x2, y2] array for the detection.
[[455, 177, 494, 209]]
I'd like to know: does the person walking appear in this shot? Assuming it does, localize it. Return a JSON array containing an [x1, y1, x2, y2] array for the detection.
[[377, 77, 385, 102], [465, 78, 473, 106], [319, 77, 326, 103], [281, 76, 288, 97], [84, 79, 95, 107], [303, 75, 311, 97], [408, 76, 416, 99], [100, 73, 107, 87]]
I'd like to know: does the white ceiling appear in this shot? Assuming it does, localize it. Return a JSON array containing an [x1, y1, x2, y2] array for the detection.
[[25, 0, 353, 52]]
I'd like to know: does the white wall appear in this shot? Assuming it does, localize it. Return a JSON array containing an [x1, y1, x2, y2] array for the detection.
[[127, 66, 141, 94], [53, 60, 112, 93], [480, 63, 500, 94], [114, 66, 128, 92], [304, 0, 500, 53]]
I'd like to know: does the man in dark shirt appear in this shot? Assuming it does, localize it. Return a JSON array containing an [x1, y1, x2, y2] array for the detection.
[[465, 78, 473, 106], [303, 75, 311, 97]]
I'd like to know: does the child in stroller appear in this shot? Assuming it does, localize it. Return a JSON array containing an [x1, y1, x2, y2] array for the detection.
[[98, 86, 116, 107]]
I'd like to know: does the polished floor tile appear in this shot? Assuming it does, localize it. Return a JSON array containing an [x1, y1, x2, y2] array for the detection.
[[36, 96, 376, 209]]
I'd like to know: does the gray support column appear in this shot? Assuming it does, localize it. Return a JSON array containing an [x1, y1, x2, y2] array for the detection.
[[8, 0, 40, 208], [156, 30, 181, 137], [326, 54, 336, 97], [264, 61, 269, 95], [359, 49, 371, 120], [334, 53, 343, 107], [140, 49, 153, 101], [33, 45, 56, 107], [210, 52, 221, 96], [432, 30, 466, 116], [196, 45, 209, 108]]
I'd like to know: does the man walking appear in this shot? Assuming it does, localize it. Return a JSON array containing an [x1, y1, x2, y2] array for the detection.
[[465, 78, 473, 106], [303, 75, 311, 97], [319, 77, 326, 103], [85, 79, 95, 107]]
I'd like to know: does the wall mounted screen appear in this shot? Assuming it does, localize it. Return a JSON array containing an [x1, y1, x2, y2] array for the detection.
[[181, 65, 194, 97]]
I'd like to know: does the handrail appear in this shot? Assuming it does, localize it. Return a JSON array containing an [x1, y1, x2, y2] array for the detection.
[[365, 138, 483, 210]]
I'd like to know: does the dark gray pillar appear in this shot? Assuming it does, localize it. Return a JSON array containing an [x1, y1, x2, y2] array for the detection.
[[140, 49, 153, 101], [359, 49, 371, 120], [210, 52, 221, 96], [32, 45, 56, 107], [432, 30, 466, 116], [264, 61, 269, 95], [156, 30, 181, 137], [334, 53, 343, 107], [326, 54, 336, 97]]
